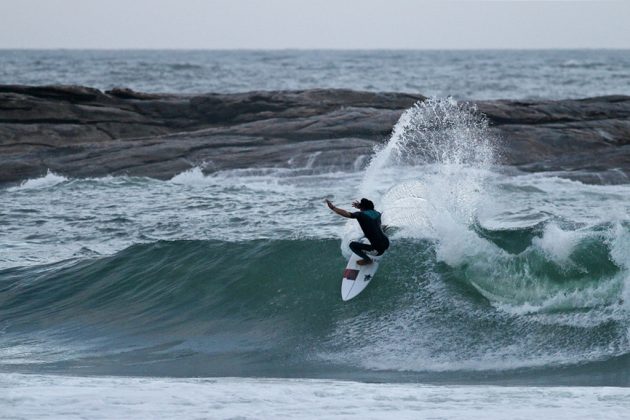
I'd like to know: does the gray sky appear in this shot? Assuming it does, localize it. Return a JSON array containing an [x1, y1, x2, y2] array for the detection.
[[1, 0, 628, 49]]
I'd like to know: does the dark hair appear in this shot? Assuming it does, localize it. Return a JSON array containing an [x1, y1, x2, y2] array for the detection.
[[360, 198, 375, 210]]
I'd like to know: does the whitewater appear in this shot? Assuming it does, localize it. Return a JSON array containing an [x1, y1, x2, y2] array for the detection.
[[3, 96, 630, 417]]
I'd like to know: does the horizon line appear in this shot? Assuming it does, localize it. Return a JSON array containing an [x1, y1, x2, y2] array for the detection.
[[1, 47, 629, 52]]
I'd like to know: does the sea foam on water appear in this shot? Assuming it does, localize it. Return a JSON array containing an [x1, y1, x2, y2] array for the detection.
[[354, 97, 497, 257]]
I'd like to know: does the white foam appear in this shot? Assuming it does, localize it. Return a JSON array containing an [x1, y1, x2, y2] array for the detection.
[[8, 170, 67, 191], [532, 223, 585, 264], [3, 374, 630, 420], [492, 275, 624, 322], [608, 221, 630, 270], [1, 165, 364, 269], [168, 166, 206, 184]]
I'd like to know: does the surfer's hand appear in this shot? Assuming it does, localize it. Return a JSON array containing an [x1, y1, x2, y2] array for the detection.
[[352, 201, 360, 209], [325, 199, 335, 210]]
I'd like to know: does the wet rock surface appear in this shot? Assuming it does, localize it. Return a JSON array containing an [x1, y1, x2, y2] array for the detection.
[[1, 85, 629, 184]]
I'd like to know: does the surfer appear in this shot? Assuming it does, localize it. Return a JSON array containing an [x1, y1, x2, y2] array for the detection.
[[325, 198, 389, 265]]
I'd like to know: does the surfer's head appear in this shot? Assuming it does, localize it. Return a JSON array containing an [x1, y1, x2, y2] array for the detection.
[[359, 198, 374, 211]]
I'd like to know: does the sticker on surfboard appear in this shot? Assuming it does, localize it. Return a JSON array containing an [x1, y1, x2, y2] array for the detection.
[[341, 246, 381, 301]]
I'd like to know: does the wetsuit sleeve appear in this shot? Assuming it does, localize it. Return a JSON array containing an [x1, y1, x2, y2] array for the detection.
[[350, 211, 361, 219]]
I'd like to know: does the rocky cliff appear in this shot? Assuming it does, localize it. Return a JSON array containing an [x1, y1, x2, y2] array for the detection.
[[1, 85, 629, 184]]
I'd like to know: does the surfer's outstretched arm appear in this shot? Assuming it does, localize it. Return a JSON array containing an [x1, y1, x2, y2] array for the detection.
[[325, 199, 353, 218]]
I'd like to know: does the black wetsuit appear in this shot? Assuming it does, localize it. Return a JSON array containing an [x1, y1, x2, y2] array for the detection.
[[349, 209, 389, 261]]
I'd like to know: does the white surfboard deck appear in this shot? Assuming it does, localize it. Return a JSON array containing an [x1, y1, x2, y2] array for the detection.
[[341, 247, 381, 301]]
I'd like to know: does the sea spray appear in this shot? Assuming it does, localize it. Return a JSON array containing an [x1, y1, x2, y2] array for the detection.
[[347, 98, 497, 255], [363, 98, 495, 172]]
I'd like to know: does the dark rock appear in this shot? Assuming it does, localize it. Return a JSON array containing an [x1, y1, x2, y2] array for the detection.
[[105, 87, 165, 100], [1, 84, 629, 185], [0, 84, 107, 102]]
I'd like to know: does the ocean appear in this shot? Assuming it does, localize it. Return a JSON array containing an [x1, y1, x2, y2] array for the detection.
[[2, 50, 630, 418], [1, 49, 629, 99]]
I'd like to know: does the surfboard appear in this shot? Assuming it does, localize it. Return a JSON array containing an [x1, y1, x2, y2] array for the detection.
[[341, 245, 381, 301]]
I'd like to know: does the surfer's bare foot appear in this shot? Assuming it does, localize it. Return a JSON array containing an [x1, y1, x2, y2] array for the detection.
[[357, 259, 372, 266]]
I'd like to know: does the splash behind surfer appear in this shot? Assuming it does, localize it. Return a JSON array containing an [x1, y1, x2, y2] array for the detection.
[[325, 198, 389, 265]]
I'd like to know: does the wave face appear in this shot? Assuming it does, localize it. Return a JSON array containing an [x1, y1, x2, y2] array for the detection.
[[3, 98, 630, 385], [1, 236, 630, 383]]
